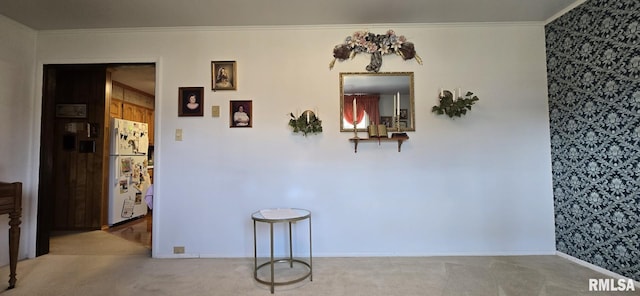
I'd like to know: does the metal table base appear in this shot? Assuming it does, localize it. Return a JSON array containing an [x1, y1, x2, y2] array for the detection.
[[252, 208, 312, 293]]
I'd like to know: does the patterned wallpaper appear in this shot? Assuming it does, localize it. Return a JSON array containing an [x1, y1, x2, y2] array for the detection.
[[545, 0, 640, 281]]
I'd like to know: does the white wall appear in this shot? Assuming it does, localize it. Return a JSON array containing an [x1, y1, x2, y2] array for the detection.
[[32, 23, 555, 258], [0, 15, 37, 264]]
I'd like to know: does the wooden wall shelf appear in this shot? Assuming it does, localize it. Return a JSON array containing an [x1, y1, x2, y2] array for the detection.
[[349, 136, 409, 153]]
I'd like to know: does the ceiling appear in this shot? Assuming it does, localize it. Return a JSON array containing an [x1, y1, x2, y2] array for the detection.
[[2, 0, 579, 96], [1, 0, 579, 31], [109, 65, 156, 95]]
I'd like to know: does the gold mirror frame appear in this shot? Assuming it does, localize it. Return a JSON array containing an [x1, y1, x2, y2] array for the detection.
[[340, 72, 415, 132]]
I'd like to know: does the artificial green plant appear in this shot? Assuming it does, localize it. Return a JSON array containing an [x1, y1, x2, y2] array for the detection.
[[432, 90, 479, 118], [289, 112, 323, 136]]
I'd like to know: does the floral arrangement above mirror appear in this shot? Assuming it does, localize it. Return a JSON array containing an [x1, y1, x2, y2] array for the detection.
[[432, 90, 479, 118], [330, 30, 422, 72], [289, 110, 323, 136]]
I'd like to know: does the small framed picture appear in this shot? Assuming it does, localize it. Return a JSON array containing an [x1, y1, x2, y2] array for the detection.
[[55, 104, 87, 118], [212, 61, 237, 91], [380, 116, 393, 128], [230, 100, 252, 128], [400, 109, 408, 119], [178, 87, 204, 117]]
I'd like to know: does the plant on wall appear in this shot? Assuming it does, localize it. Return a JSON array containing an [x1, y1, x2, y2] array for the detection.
[[329, 30, 422, 72], [432, 90, 479, 118], [289, 111, 322, 136]]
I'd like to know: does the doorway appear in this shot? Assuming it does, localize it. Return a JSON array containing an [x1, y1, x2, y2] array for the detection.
[[36, 63, 156, 256]]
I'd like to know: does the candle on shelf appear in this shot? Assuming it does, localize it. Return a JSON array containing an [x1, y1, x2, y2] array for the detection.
[[440, 88, 443, 97], [396, 91, 400, 116], [396, 91, 401, 131], [306, 111, 309, 123], [393, 94, 397, 118], [352, 98, 357, 126], [458, 88, 462, 99]]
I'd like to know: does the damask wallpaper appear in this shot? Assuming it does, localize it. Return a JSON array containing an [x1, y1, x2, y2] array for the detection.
[[545, 0, 640, 281]]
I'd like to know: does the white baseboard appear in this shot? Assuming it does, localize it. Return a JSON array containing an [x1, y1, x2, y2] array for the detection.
[[556, 251, 640, 290]]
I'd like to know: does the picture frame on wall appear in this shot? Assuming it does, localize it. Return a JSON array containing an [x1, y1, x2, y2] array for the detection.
[[400, 108, 408, 119], [212, 61, 237, 91], [178, 87, 204, 117], [230, 100, 252, 128], [55, 104, 87, 118], [380, 116, 393, 128]]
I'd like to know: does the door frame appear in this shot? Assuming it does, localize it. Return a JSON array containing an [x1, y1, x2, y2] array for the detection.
[[35, 60, 158, 256]]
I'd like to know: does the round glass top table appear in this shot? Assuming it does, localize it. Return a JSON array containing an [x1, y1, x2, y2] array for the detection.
[[251, 208, 312, 293]]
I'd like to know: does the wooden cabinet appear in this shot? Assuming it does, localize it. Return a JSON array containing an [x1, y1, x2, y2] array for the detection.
[[109, 100, 123, 118], [109, 82, 154, 144], [0, 181, 21, 288], [119, 102, 131, 120], [122, 102, 142, 122], [145, 109, 154, 145], [110, 99, 154, 145]]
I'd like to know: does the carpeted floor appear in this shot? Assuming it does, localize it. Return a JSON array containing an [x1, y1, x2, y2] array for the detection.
[[49, 230, 150, 256], [0, 230, 637, 296]]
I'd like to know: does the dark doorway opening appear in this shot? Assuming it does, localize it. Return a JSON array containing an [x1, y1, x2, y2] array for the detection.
[[36, 63, 155, 256]]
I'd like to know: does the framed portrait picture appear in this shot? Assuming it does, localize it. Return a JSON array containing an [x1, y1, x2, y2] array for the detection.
[[230, 100, 252, 128], [380, 116, 393, 128], [400, 108, 408, 119], [212, 61, 237, 91], [178, 87, 204, 117]]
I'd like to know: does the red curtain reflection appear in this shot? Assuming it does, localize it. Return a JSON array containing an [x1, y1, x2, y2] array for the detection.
[[344, 94, 380, 125]]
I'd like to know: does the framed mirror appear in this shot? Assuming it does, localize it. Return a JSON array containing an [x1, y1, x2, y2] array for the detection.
[[340, 72, 415, 132]]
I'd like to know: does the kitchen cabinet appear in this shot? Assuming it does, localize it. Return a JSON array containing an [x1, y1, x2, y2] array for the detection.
[[122, 102, 144, 123], [109, 100, 123, 118], [145, 109, 154, 145], [110, 82, 154, 145], [110, 100, 154, 145]]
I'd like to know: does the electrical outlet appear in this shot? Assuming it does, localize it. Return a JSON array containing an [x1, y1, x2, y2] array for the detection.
[[175, 129, 183, 141], [173, 246, 185, 254]]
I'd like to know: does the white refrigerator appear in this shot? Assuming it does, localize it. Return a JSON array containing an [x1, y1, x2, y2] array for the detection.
[[108, 118, 150, 225]]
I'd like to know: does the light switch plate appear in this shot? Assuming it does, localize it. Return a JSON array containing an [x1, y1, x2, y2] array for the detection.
[[211, 105, 220, 117], [175, 129, 183, 141]]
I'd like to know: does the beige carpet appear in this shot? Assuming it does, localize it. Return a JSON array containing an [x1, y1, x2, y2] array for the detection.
[[50, 230, 150, 256], [0, 232, 637, 296]]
